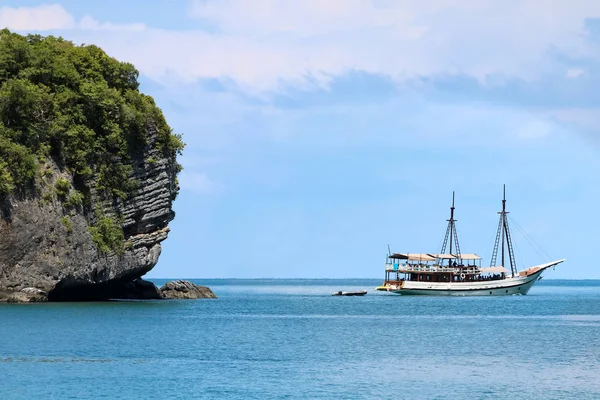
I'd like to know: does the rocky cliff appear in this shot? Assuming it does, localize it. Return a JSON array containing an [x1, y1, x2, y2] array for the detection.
[[0, 30, 185, 301], [0, 128, 178, 301]]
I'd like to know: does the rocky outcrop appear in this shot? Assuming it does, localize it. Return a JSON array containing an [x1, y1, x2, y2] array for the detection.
[[160, 280, 217, 299], [0, 287, 48, 303], [0, 129, 180, 302]]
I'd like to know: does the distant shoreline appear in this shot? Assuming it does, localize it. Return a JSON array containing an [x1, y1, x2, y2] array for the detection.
[[147, 278, 600, 281]]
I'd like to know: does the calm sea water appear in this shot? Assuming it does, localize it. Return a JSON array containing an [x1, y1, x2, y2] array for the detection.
[[1, 279, 599, 399]]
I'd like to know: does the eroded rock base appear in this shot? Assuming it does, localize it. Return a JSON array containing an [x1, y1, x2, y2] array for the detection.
[[45, 278, 162, 301], [1, 279, 216, 302]]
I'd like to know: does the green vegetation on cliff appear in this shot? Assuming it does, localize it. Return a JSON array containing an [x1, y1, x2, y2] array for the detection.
[[0, 29, 184, 200], [89, 215, 126, 254]]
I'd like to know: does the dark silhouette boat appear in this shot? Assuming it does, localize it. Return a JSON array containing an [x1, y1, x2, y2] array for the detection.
[[332, 290, 367, 296]]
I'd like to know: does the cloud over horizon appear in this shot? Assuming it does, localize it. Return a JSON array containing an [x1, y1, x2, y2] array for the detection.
[[3, 1, 600, 94]]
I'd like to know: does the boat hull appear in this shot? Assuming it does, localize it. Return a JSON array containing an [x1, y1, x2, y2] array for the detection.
[[383, 261, 564, 296], [389, 274, 539, 296]]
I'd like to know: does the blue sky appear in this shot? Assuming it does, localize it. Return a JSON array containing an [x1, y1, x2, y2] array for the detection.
[[1, 1, 600, 278]]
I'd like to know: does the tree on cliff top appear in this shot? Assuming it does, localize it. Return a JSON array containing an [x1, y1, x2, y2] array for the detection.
[[0, 29, 184, 200]]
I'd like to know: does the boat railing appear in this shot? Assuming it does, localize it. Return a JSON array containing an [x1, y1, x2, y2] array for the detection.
[[386, 263, 482, 274]]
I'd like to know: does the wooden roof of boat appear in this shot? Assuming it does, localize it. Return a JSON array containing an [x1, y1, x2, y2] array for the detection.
[[389, 253, 482, 261], [389, 253, 436, 261], [430, 253, 457, 259]]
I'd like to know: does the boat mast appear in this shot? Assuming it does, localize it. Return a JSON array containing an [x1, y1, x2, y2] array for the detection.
[[490, 185, 517, 276], [501, 186, 505, 269], [449, 192, 455, 255], [439, 191, 461, 263]]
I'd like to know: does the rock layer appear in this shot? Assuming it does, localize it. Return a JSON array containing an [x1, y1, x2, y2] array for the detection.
[[0, 130, 180, 302]]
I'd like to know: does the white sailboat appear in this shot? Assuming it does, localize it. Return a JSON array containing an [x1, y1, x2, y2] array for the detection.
[[377, 186, 565, 296]]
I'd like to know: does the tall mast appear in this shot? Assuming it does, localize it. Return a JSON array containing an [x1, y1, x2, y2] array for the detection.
[[440, 191, 461, 262], [501, 185, 505, 269], [490, 184, 517, 276], [449, 192, 455, 255]]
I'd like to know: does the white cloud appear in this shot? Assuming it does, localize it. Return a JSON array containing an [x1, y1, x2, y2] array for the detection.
[[0, 4, 144, 32], [4, 1, 600, 93], [68, 0, 600, 92], [551, 108, 600, 131], [0, 4, 74, 30], [566, 68, 586, 78], [78, 16, 146, 31], [513, 119, 555, 140], [189, 0, 425, 37]]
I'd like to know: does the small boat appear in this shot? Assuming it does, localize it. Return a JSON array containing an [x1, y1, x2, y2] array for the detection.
[[378, 186, 565, 296], [332, 290, 367, 296]]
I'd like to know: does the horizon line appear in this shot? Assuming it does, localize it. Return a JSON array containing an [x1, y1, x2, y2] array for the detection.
[[146, 277, 599, 281]]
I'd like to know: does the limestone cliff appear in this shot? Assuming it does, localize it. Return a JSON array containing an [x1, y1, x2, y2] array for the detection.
[[0, 30, 184, 301], [0, 125, 179, 301]]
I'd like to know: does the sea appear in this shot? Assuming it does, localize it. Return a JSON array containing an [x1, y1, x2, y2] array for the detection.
[[1, 279, 599, 399]]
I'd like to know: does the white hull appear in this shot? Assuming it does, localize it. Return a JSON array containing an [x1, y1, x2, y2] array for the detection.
[[385, 260, 563, 296]]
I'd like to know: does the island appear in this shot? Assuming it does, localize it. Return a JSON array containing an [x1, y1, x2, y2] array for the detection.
[[0, 29, 214, 302]]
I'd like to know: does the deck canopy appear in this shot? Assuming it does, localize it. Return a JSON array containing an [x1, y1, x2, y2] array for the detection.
[[430, 254, 456, 259], [429, 253, 481, 260], [389, 253, 436, 261], [479, 266, 508, 274]]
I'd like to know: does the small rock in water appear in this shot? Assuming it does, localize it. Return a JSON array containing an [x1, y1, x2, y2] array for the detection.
[[160, 280, 217, 299]]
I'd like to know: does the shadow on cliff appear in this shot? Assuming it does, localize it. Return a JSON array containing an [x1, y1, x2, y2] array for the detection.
[[47, 278, 163, 301], [45, 278, 217, 301]]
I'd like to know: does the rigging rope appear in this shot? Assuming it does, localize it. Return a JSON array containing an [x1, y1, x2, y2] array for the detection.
[[511, 233, 523, 269], [508, 215, 552, 261]]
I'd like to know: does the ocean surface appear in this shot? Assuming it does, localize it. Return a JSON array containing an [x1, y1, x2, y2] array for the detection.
[[1, 279, 599, 399]]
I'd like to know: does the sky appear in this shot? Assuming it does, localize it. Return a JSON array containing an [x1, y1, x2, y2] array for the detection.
[[1, 0, 599, 279]]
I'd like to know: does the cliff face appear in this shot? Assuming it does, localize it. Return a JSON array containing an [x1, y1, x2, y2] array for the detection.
[[0, 127, 179, 301], [0, 30, 184, 301]]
